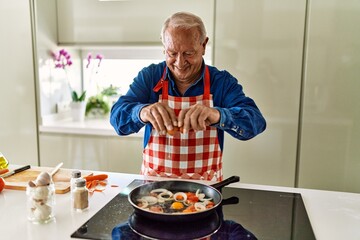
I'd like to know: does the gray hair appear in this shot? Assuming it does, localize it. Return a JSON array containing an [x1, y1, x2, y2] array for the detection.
[[161, 12, 207, 44]]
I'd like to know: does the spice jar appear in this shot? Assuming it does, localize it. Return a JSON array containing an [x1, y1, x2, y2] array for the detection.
[[72, 178, 89, 212], [26, 173, 55, 224]]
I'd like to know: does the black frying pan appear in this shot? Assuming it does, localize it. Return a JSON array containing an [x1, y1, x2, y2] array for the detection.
[[128, 176, 240, 222]]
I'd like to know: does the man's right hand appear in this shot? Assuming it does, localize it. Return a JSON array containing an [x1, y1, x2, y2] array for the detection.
[[140, 102, 178, 135]]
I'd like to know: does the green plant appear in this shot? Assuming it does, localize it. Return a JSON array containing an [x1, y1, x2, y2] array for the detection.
[[72, 91, 86, 102], [101, 85, 120, 96], [85, 95, 110, 116]]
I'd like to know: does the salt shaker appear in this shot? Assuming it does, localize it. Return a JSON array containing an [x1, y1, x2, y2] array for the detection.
[[72, 178, 89, 212], [70, 170, 81, 193]]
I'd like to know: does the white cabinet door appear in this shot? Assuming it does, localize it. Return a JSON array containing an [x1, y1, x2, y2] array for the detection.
[[39, 133, 143, 173], [57, 0, 214, 44], [215, 0, 307, 186], [108, 137, 143, 174], [0, 0, 38, 166], [298, 0, 360, 193], [39, 133, 109, 171]]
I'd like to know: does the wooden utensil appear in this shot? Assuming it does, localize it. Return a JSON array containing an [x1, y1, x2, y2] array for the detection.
[[50, 162, 63, 177]]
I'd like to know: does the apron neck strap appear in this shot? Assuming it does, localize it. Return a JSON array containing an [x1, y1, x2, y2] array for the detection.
[[153, 66, 210, 99], [203, 66, 210, 99]]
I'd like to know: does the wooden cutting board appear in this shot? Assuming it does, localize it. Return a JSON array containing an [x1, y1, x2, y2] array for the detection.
[[3, 166, 92, 194]]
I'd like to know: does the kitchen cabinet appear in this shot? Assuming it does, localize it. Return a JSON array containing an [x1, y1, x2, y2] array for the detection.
[[215, 0, 307, 187], [57, 0, 214, 44], [0, 0, 39, 166], [39, 133, 143, 174], [107, 137, 143, 174], [298, 0, 360, 192], [216, 0, 360, 193]]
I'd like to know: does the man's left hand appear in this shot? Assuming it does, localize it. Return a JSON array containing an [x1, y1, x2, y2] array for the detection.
[[177, 104, 220, 133]]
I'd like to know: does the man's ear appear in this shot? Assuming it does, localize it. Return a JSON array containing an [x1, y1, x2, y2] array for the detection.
[[202, 37, 209, 55]]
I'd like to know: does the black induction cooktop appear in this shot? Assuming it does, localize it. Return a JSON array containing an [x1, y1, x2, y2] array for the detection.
[[71, 180, 316, 240]]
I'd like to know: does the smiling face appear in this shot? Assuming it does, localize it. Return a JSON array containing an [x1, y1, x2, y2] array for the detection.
[[163, 26, 208, 88]]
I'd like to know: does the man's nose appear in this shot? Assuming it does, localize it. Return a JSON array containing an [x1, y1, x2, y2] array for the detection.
[[175, 53, 186, 67]]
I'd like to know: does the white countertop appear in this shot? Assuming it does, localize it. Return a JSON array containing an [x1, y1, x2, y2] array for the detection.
[[1, 167, 360, 240], [39, 114, 142, 137], [39, 117, 117, 136]]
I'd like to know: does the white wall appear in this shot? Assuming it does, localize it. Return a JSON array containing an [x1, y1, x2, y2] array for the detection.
[[0, 0, 38, 166]]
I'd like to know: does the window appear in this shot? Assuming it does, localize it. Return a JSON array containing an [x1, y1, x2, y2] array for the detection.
[[82, 46, 164, 97], [82, 46, 212, 98]]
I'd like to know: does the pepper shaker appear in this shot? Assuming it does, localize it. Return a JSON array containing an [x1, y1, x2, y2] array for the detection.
[[72, 178, 89, 212]]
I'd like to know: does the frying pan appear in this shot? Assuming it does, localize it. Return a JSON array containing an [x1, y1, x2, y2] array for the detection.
[[128, 175, 240, 222]]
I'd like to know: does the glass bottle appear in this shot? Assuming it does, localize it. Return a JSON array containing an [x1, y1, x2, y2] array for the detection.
[[0, 152, 9, 169], [72, 178, 89, 212], [26, 182, 55, 224]]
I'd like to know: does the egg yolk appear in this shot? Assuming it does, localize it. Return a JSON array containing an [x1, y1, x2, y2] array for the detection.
[[170, 201, 184, 210]]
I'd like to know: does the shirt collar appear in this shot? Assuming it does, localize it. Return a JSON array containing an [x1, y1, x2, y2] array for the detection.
[[165, 60, 206, 87]]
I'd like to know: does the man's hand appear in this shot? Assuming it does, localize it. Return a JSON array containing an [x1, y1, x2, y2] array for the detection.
[[178, 104, 220, 133], [140, 102, 178, 135]]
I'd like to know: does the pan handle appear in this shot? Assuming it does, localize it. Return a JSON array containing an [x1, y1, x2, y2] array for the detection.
[[210, 175, 240, 190], [221, 196, 239, 206]]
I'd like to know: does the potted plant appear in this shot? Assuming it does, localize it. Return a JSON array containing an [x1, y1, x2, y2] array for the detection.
[[85, 85, 120, 118]]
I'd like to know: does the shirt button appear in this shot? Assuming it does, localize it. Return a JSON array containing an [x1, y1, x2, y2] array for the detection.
[[239, 129, 244, 135], [221, 123, 225, 127]]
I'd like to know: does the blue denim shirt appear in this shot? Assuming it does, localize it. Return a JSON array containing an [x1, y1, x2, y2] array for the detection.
[[110, 61, 266, 150]]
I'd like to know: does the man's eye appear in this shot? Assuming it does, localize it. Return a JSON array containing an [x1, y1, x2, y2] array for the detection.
[[168, 52, 177, 58], [184, 52, 195, 57]]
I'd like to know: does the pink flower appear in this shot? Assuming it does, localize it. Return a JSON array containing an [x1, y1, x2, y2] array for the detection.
[[86, 53, 92, 68], [52, 49, 72, 69], [95, 54, 103, 67], [86, 53, 103, 68], [51, 48, 104, 102]]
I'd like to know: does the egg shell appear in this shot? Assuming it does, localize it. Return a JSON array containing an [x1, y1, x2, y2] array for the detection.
[[33, 186, 50, 200], [35, 172, 52, 186], [33, 204, 52, 221]]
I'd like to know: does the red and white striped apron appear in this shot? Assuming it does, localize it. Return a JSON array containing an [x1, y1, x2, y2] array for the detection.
[[141, 66, 223, 181]]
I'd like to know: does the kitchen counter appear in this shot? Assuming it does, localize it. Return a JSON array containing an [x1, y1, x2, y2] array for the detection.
[[1, 166, 360, 240]]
